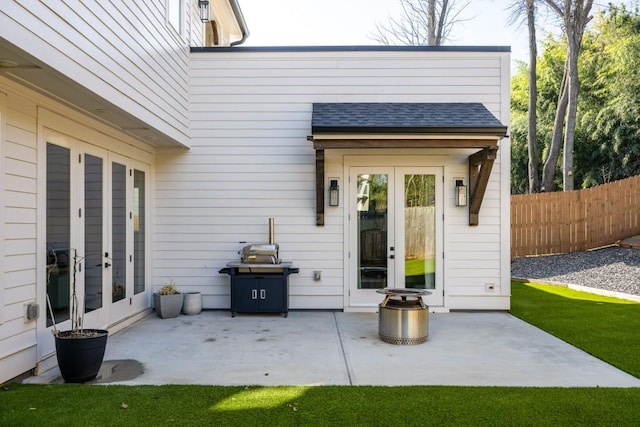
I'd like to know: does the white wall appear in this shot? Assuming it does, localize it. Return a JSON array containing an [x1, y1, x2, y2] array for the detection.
[[166, 47, 510, 310], [0, 84, 39, 383], [1, 0, 192, 145]]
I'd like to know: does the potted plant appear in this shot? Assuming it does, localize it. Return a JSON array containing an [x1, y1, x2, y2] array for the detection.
[[153, 281, 184, 319], [46, 249, 108, 383]]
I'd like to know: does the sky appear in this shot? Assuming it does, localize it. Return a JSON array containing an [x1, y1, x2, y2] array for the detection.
[[238, 0, 638, 68], [239, 0, 534, 65]]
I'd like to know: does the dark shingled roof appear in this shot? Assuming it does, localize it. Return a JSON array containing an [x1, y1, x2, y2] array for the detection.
[[311, 103, 507, 136]]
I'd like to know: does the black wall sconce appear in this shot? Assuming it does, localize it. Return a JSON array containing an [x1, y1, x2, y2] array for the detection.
[[329, 179, 339, 207], [199, 0, 210, 23], [455, 179, 468, 207]]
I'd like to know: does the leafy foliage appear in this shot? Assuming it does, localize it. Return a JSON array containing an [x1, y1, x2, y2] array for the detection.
[[511, 5, 640, 193]]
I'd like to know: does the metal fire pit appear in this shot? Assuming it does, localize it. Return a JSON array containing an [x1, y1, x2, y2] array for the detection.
[[376, 288, 431, 345]]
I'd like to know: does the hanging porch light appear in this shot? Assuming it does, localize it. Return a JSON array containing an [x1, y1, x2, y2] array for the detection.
[[198, 0, 211, 23]]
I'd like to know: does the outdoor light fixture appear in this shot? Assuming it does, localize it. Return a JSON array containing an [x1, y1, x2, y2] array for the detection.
[[329, 179, 340, 207], [198, 0, 210, 23], [455, 179, 468, 207]]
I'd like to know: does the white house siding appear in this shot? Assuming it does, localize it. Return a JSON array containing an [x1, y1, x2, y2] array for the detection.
[[1, 84, 39, 383], [165, 47, 510, 311], [0, 76, 156, 384], [0, 0, 192, 146]]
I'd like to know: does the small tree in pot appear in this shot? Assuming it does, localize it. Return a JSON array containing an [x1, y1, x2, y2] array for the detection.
[[153, 281, 183, 319], [46, 249, 108, 383]]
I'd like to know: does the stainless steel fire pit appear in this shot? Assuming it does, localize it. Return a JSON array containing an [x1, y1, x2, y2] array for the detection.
[[376, 288, 431, 345]]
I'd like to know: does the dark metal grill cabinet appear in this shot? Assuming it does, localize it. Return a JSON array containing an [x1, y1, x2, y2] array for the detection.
[[219, 262, 299, 317]]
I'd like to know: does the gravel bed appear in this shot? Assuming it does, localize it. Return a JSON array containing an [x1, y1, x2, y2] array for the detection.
[[511, 246, 640, 297]]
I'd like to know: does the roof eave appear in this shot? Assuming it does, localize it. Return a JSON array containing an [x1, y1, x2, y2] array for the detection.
[[311, 127, 508, 138]]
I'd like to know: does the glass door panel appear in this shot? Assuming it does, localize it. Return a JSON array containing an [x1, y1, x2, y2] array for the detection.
[[111, 162, 127, 303], [133, 169, 145, 295], [84, 154, 103, 312], [350, 167, 395, 307], [46, 143, 71, 326], [396, 167, 443, 307], [403, 174, 436, 290], [357, 173, 389, 290]]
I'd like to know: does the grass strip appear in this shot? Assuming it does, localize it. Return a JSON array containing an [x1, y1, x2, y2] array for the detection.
[[510, 280, 640, 378], [2, 383, 640, 426]]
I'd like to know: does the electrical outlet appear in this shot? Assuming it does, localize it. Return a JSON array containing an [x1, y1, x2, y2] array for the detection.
[[485, 283, 496, 292], [24, 302, 39, 321]]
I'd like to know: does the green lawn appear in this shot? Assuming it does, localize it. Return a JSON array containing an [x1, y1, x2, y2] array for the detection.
[[2, 280, 640, 426], [2, 384, 639, 426], [511, 280, 640, 378], [405, 258, 435, 275]]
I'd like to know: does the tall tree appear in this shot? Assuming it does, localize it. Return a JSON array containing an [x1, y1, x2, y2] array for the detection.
[[541, 55, 569, 191], [542, 0, 594, 191], [370, 0, 470, 46], [525, 0, 540, 193], [580, 5, 640, 184], [510, 0, 541, 192], [510, 5, 640, 193]]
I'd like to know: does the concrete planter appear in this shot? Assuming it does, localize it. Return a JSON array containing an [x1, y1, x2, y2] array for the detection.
[[182, 292, 202, 315], [153, 293, 184, 319]]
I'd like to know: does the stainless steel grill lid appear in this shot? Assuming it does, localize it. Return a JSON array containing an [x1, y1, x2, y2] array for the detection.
[[240, 243, 280, 264]]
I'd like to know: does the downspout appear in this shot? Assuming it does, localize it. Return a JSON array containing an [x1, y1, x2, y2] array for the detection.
[[229, 0, 249, 46]]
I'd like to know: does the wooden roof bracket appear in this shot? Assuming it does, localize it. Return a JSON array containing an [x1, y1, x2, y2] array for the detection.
[[468, 146, 498, 226], [316, 149, 325, 226]]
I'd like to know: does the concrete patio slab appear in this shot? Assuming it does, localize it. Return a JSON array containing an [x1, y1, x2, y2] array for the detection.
[[26, 311, 640, 387]]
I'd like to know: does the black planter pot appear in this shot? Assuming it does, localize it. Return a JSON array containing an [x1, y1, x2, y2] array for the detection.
[[54, 329, 108, 383]]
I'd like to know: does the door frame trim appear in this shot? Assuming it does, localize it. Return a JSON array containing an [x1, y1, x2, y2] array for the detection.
[[343, 156, 445, 310]]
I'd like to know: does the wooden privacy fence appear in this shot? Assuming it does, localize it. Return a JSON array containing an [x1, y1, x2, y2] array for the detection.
[[511, 175, 640, 258], [405, 207, 435, 259]]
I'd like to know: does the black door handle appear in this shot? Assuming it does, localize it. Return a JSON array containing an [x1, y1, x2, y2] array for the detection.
[[104, 262, 112, 268]]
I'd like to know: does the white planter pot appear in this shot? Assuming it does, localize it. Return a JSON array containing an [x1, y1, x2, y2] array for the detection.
[[182, 292, 202, 315]]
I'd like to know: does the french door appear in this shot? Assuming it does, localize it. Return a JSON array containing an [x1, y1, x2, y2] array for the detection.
[[45, 141, 109, 332], [348, 166, 443, 308], [109, 153, 148, 321], [43, 135, 148, 357]]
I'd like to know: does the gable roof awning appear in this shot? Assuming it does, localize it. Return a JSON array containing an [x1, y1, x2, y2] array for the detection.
[[309, 102, 508, 226]]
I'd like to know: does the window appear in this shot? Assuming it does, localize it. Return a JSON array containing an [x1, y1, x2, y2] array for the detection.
[[167, 0, 184, 35]]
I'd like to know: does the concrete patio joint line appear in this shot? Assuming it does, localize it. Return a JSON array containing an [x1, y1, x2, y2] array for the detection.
[[333, 312, 353, 385]]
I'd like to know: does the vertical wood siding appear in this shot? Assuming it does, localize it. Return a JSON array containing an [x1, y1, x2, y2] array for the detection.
[[163, 49, 509, 309]]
